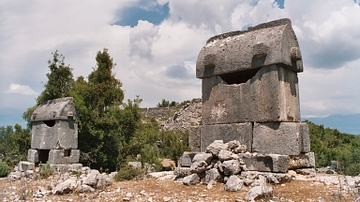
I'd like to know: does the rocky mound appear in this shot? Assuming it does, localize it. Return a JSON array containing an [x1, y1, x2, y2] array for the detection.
[[160, 99, 202, 132]]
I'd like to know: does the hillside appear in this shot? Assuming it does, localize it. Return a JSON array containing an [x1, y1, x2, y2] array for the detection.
[[152, 100, 360, 176], [306, 114, 360, 135]]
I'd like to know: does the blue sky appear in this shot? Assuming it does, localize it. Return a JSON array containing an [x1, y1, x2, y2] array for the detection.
[[1, 0, 360, 132], [115, 2, 170, 27]]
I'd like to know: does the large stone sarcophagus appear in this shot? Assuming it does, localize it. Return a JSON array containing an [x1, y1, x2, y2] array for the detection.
[[188, 18, 314, 172]]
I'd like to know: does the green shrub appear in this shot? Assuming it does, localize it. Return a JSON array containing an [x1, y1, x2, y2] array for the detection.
[[39, 162, 54, 178], [0, 161, 11, 177], [113, 164, 144, 181]]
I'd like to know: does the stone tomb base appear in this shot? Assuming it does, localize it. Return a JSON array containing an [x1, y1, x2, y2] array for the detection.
[[28, 149, 80, 164], [179, 151, 315, 173], [190, 122, 309, 156]]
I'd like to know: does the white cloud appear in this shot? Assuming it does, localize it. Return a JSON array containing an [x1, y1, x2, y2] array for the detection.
[[129, 20, 160, 59], [285, 1, 360, 69], [5, 84, 37, 96], [1, 0, 360, 127], [299, 58, 360, 117]]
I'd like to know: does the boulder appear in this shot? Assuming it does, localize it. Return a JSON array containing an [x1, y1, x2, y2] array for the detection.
[[7, 171, 22, 181], [52, 179, 78, 194], [179, 152, 199, 167], [222, 160, 241, 176], [79, 184, 95, 193], [82, 169, 100, 186], [190, 161, 208, 173], [206, 140, 228, 156], [96, 173, 112, 188], [204, 168, 222, 184], [192, 153, 213, 164], [183, 174, 200, 185], [174, 167, 192, 178], [218, 149, 239, 161], [245, 185, 273, 201], [224, 175, 243, 192]]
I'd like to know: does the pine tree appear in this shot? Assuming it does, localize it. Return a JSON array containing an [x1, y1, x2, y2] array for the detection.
[[23, 50, 74, 128], [71, 48, 130, 170]]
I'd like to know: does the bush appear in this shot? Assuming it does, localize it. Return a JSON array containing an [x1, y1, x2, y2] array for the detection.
[[113, 164, 145, 181], [39, 162, 54, 178], [0, 161, 11, 177]]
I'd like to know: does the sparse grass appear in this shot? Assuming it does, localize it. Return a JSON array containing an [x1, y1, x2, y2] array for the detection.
[[39, 162, 54, 179], [0, 161, 11, 177], [113, 164, 145, 181]]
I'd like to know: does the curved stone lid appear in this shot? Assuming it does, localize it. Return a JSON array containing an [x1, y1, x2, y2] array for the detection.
[[196, 18, 303, 79], [31, 97, 77, 122]]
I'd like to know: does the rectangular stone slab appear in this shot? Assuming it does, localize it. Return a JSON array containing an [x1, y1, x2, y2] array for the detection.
[[179, 152, 199, 167], [289, 152, 315, 169], [27, 149, 39, 163], [189, 126, 201, 152], [300, 123, 310, 152], [18, 161, 35, 172], [196, 18, 303, 79], [199, 123, 252, 152], [239, 153, 289, 173], [202, 65, 300, 124], [48, 149, 80, 164], [252, 122, 307, 155], [31, 120, 78, 149]]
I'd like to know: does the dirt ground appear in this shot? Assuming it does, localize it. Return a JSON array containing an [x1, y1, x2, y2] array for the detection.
[[1, 173, 359, 202]]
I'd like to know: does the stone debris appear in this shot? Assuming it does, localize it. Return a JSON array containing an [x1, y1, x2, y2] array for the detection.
[[6, 165, 114, 196], [245, 185, 273, 201], [161, 99, 202, 132], [183, 173, 200, 186], [176, 139, 295, 191], [224, 175, 243, 192], [1, 171, 360, 202]]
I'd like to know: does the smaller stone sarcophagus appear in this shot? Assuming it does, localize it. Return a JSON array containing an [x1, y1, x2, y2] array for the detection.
[[27, 97, 80, 164]]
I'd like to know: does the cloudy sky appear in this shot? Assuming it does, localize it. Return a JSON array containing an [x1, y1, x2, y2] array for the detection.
[[1, 0, 360, 127]]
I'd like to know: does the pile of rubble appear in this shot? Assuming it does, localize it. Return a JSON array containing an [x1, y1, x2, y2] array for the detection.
[[161, 99, 202, 132], [6, 162, 115, 197], [174, 140, 299, 200]]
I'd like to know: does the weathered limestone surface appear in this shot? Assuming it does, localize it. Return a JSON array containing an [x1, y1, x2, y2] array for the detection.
[[300, 123, 311, 152], [48, 149, 80, 164], [179, 152, 199, 167], [18, 161, 35, 172], [189, 126, 201, 152], [252, 122, 308, 155], [240, 153, 289, 173], [27, 149, 39, 163], [31, 120, 78, 149], [202, 65, 300, 124], [191, 123, 252, 152], [289, 152, 315, 169], [196, 18, 303, 78]]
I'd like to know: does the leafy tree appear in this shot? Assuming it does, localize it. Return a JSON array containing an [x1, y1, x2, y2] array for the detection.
[[23, 50, 74, 128], [307, 120, 360, 176], [71, 48, 126, 171], [0, 124, 31, 168], [157, 99, 170, 107], [159, 130, 190, 166], [37, 50, 74, 103]]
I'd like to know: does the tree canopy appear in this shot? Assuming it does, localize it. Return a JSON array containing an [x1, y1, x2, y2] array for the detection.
[[23, 50, 74, 129]]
